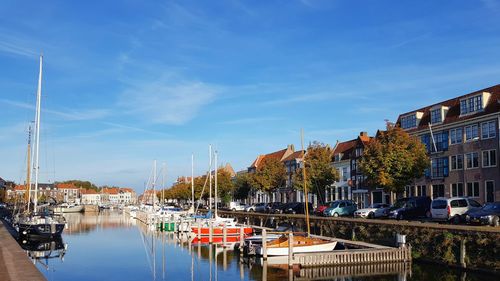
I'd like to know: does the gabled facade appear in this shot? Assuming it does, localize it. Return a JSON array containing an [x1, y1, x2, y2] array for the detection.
[[396, 84, 500, 204], [329, 139, 357, 203]]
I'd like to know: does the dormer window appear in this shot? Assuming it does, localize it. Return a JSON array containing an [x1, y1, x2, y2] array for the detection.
[[460, 93, 488, 115], [334, 153, 343, 162], [401, 114, 417, 129], [430, 109, 442, 124]]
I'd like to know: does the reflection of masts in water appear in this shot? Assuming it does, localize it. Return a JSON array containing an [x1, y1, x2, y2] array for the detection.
[[139, 230, 155, 279], [162, 232, 165, 280]]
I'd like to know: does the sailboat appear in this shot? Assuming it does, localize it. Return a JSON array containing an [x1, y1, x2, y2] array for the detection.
[[15, 55, 66, 238], [190, 147, 253, 243], [251, 130, 337, 256]]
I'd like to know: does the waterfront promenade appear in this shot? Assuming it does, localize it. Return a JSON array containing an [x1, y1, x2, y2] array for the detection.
[[0, 220, 45, 281]]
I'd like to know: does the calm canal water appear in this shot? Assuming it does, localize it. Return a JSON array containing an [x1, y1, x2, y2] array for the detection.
[[22, 211, 495, 281]]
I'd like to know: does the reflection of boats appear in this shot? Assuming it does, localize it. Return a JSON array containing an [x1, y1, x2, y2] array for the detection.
[[253, 235, 337, 256], [17, 236, 67, 271], [53, 203, 84, 213]]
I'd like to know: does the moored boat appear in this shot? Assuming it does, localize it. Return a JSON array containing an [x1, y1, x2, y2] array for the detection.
[[53, 203, 84, 213], [252, 235, 337, 256]]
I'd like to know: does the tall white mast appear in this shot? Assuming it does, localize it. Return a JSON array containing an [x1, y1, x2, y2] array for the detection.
[[162, 162, 166, 205], [214, 150, 218, 218], [33, 55, 43, 213], [153, 160, 157, 205], [191, 154, 194, 212], [209, 145, 212, 213]]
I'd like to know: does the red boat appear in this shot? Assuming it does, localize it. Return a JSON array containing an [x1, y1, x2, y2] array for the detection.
[[190, 226, 253, 236], [191, 235, 243, 244]]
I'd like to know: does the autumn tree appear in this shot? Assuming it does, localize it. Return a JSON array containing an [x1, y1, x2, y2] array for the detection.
[[293, 142, 339, 204], [252, 157, 286, 196], [359, 124, 429, 194]]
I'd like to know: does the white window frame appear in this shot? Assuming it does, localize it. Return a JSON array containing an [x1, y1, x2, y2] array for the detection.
[[465, 124, 479, 142], [466, 181, 480, 198], [481, 120, 496, 139], [450, 154, 463, 171], [465, 152, 479, 169], [450, 127, 463, 145], [450, 182, 464, 197], [482, 149, 497, 168], [430, 108, 442, 124]]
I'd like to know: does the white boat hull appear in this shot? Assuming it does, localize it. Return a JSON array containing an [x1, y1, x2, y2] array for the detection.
[[53, 205, 84, 213]]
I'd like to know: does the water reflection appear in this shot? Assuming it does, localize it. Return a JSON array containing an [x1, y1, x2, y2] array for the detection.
[[17, 236, 67, 273], [21, 211, 495, 281]]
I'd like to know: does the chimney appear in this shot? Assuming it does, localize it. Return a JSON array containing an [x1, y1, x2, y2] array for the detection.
[[287, 144, 295, 151], [360, 131, 368, 137]]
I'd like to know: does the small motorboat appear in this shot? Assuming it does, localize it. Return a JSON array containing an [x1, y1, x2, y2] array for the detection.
[[252, 235, 337, 256]]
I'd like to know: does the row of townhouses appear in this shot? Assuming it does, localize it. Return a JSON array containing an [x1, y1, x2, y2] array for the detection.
[[244, 84, 500, 207], [5, 183, 137, 205]]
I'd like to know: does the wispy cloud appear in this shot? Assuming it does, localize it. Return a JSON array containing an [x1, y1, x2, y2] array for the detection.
[[0, 99, 109, 121], [219, 117, 283, 125], [0, 40, 37, 58], [118, 78, 217, 125]]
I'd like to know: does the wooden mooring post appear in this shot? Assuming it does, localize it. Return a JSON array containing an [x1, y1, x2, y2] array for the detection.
[[262, 229, 267, 260], [239, 226, 244, 258], [223, 224, 227, 246], [460, 239, 466, 268], [209, 221, 213, 244], [288, 232, 294, 268]]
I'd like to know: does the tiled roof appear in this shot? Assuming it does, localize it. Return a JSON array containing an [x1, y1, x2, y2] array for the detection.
[[397, 84, 500, 132], [101, 187, 119, 195], [56, 183, 78, 189], [81, 189, 98, 195], [120, 188, 135, 193], [250, 146, 294, 168], [282, 150, 305, 162], [333, 139, 357, 161], [14, 185, 27, 191]]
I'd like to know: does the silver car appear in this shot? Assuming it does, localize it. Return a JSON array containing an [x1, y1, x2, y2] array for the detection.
[[354, 203, 390, 219], [430, 197, 482, 224]]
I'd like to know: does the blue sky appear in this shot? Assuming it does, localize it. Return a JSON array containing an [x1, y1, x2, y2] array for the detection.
[[1, 0, 499, 192]]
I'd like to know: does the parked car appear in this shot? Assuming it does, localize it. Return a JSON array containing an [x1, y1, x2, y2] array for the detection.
[[465, 202, 500, 226], [267, 202, 284, 213], [354, 203, 390, 219], [245, 202, 268, 212], [228, 201, 246, 211], [430, 197, 482, 223], [282, 202, 314, 214], [388, 196, 431, 220], [323, 200, 357, 217], [314, 202, 333, 216]]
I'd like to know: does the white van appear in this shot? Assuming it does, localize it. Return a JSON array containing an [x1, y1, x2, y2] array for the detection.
[[430, 197, 482, 223], [228, 201, 246, 211]]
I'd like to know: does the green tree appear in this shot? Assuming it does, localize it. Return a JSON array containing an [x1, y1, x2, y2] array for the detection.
[[233, 173, 254, 200], [293, 142, 339, 204], [216, 169, 234, 204], [252, 157, 286, 197], [359, 123, 429, 194]]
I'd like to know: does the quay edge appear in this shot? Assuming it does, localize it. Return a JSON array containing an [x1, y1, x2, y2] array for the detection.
[[0, 220, 46, 281]]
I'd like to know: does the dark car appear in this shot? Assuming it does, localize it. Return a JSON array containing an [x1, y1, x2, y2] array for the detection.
[[465, 202, 500, 226], [267, 202, 284, 213], [282, 202, 314, 214], [388, 196, 431, 220]]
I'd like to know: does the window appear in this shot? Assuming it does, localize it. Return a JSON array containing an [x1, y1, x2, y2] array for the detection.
[[431, 131, 449, 152], [482, 150, 496, 167], [460, 95, 483, 115], [481, 120, 496, 139], [467, 182, 480, 197], [432, 184, 445, 199], [430, 109, 442, 124], [450, 155, 463, 170], [450, 128, 463, 145], [416, 185, 426, 196], [485, 181, 495, 203], [431, 157, 449, 178], [465, 152, 479, 169], [342, 167, 348, 181], [468, 199, 482, 208], [351, 161, 356, 172], [450, 199, 467, 208], [355, 148, 363, 157], [465, 124, 479, 141], [421, 134, 431, 153], [401, 114, 417, 129], [451, 183, 464, 197]]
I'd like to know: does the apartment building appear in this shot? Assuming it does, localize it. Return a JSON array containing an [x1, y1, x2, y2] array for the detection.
[[396, 85, 500, 204]]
